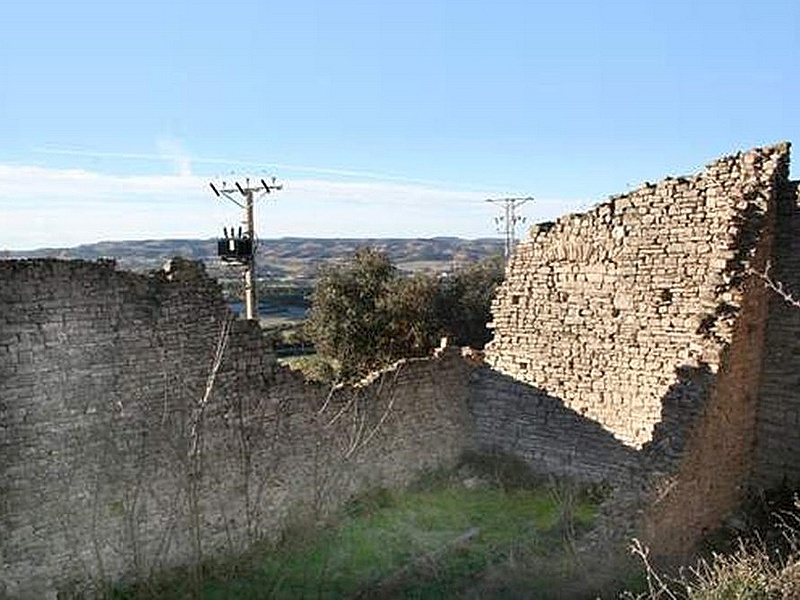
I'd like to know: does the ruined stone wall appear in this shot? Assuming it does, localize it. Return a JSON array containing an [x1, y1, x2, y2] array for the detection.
[[486, 143, 789, 449], [483, 142, 793, 556], [0, 259, 473, 598], [638, 159, 785, 556], [4, 144, 800, 595]]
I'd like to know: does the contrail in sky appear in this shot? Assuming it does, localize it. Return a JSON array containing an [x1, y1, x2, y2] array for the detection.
[[33, 145, 495, 192]]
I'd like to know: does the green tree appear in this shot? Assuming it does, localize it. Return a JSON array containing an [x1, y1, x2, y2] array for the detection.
[[305, 248, 504, 379], [381, 272, 441, 360], [304, 248, 397, 378], [437, 255, 505, 348]]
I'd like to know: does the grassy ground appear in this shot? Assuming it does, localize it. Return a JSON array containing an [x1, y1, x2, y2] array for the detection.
[[113, 457, 604, 599], [106, 460, 800, 598]]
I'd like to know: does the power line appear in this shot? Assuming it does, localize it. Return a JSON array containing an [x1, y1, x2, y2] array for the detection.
[[486, 196, 533, 261], [209, 177, 283, 321]]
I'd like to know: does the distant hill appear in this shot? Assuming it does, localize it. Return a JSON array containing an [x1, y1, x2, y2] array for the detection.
[[7, 237, 505, 283]]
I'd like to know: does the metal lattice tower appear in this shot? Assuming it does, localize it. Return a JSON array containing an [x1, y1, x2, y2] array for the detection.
[[486, 196, 533, 261]]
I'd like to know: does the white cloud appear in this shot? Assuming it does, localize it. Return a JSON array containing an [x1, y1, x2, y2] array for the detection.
[[0, 164, 590, 250], [156, 136, 193, 177]]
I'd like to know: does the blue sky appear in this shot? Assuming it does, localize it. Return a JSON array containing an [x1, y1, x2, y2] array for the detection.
[[1, 0, 798, 249]]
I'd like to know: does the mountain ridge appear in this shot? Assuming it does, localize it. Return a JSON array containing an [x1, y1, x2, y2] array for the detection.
[[6, 237, 506, 282]]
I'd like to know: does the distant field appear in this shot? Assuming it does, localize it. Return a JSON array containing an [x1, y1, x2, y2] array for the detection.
[[395, 259, 453, 274]]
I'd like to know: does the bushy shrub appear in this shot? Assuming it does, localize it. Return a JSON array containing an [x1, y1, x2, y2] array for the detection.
[[305, 247, 504, 379]]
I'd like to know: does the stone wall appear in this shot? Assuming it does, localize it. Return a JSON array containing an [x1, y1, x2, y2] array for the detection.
[[0, 259, 474, 598], [637, 159, 784, 556], [468, 367, 640, 484], [486, 143, 789, 449], [484, 142, 794, 556]]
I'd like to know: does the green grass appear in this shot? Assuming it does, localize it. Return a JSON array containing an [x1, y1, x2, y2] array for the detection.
[[114, 458, 601, 599]]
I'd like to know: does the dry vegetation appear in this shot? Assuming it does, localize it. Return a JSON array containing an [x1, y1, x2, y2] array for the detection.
[[624, 492, 800, 599]]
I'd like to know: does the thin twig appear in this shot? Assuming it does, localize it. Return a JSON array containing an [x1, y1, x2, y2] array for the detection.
[[749, 260, 800, 309], [317, 383, 338, 415], [346, 364, 403, 458], [628, 538, 680, 600], [188, 316, 233, 464], [326, 388, 358, 426]]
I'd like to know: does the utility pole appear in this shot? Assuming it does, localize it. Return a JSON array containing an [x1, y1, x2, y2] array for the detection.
[[486, 196, 533, 261], [209, 177, 283, 321]]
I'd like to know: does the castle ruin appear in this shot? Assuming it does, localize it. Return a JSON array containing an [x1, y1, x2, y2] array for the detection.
[[1, 142, 798, 596]]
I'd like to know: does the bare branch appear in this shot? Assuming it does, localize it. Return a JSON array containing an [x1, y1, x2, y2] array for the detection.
[[748, 261, 800, 309]]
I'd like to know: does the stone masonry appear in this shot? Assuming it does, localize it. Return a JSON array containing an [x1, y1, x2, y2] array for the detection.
[[754, 180, 800, 487], [485, 142, 797, 557], [487, 143, 790, 448], [0, 258, 473, 598]]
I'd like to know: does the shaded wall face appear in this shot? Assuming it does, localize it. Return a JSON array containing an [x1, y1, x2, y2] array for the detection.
[[0, 259, 269, 597], [468, 366, 641, 484], [0, 259, 474, 598], [754, 182, 800, 487], [639, 177, 779, 556], [486, 145, 790, 449]]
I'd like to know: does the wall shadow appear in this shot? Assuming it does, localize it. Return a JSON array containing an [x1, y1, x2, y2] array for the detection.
[[468, 361, 721, 562], [468, 366, 640, 485], [468, 362, 717, 488], [755, 180, 800, 486], [641, 363, 715, 471]]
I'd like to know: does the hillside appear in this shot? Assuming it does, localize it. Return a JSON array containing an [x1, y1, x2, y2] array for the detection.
[[8, 237, 505, 283]]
